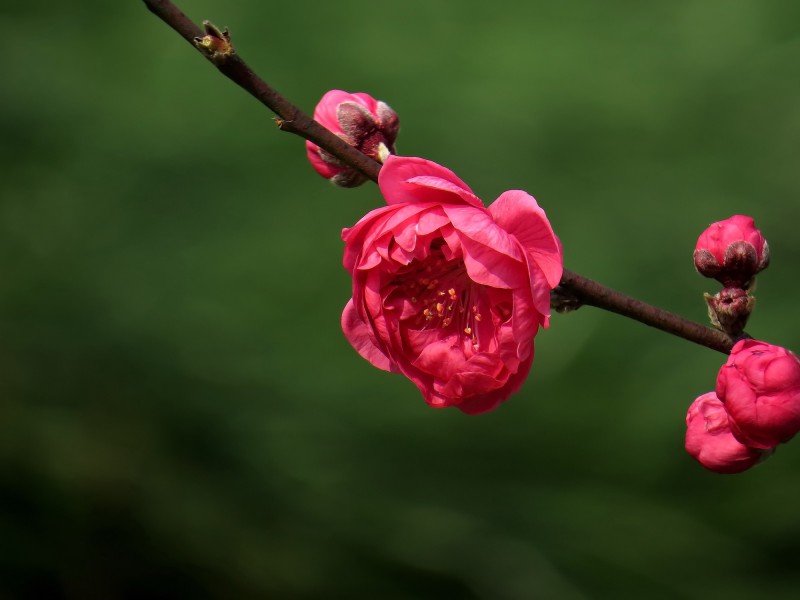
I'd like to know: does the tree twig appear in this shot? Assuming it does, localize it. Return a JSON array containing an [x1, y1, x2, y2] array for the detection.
[[141, 0, 381, 183], [140, 0, 737, 355], [556, 271, 735, 353]]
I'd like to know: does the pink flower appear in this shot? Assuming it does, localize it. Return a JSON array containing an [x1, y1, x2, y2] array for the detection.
[[306, 90, 399, 187], [694, 215, 769, 288], [685, 391, 770, 474], [341, 155, 563, 414], [716, 339, 800, 449]]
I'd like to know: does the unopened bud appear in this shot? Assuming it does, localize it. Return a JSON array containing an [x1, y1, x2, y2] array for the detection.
[[717, 340, 800, 449], [694, 215, 769, 288], [193, 21, 235, 62], [306, 90, 399, 187], [685, 391, 772, 474], [704, 287, 755, 335]]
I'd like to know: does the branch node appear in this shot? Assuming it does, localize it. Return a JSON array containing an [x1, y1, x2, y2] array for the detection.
[[194, 20, 235, 62], [550, 284, 584, 313], [275, 117, 299, 134]]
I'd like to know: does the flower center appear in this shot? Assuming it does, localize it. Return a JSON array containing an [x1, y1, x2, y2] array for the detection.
[[389, 239, 484, 351]]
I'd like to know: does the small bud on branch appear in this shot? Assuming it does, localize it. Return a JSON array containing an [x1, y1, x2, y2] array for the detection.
[[704, 288, 755, 336], [141, 0, 381, 184], [306, 90, 399, 187], [193, 20, 234, 62]]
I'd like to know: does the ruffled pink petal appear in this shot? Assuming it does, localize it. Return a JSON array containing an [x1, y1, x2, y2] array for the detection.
[[440, 204, 529, 291], [378, 156, 483, 208], [489, 190, 563, 288], [358, 205, 433, 258], [413, 340, 467, 381], [415, 208, 450, 236], [525, 260, 555, 329], [510, 287, 540, 357], [443, 205, 524, 263], [458, 235, 527, 290], [341, 299, 392, 371], [342, 204, 429, 272], [457, 353, 534, 415], [442, 371, 504, 402]]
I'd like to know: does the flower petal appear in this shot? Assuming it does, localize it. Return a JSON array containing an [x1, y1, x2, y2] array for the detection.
[[379, 156, 483, 208], [457, 353, 534, 415], [341, 299, 393, 372], [489, 190, 563, 288]]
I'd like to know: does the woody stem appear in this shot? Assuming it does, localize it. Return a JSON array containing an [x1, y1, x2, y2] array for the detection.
[[140, 0, 738, 355], [555, 271, 734, 353]]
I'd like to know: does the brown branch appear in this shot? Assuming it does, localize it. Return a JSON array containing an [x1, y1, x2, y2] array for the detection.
[[140, 0, 738, 355], [556, 270, 735, 353], [141, 0, 381, 184], [141, 0, 202, 41]]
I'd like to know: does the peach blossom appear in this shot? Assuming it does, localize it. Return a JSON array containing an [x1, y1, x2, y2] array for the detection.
[[341, 156, 562, 414]]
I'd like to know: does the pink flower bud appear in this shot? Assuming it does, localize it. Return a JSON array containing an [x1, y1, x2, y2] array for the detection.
[[716, 340, 800, 449], [703, 287, 755, 335], [685, 392, 771, 474], [694, 215, 769, 288], [306, 90, 399, 187]]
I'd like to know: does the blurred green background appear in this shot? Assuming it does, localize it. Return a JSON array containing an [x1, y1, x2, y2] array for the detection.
[[3, 0, 800, 597]]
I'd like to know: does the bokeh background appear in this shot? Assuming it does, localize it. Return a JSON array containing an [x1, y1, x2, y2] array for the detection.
[[3, 0, 800, 597]]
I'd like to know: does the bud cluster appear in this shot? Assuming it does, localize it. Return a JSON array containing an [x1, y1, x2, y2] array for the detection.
[[686, 340, 800, 474], [685, 215, 800, 473], [694, 215, 769, 335]]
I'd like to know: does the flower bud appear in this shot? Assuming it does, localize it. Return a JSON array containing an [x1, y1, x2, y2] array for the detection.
[[685, 392, 772, 474], [193, 20, 234, 61], [716, 340, 800, 449], [703, 287, 755, 335], [306, 90, 399, 187], [694, 215, 769, 288]]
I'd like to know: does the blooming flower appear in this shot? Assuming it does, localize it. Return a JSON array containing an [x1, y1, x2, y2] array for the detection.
[[694, 215, 769, 288], [306, 90, 399, 187], [716, 339, 800, 449], [685, 391, 770, 474], [341, 155, 563, 414]]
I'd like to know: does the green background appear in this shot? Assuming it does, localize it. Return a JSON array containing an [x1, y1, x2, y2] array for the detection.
[[3, 0, 800, 597]]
